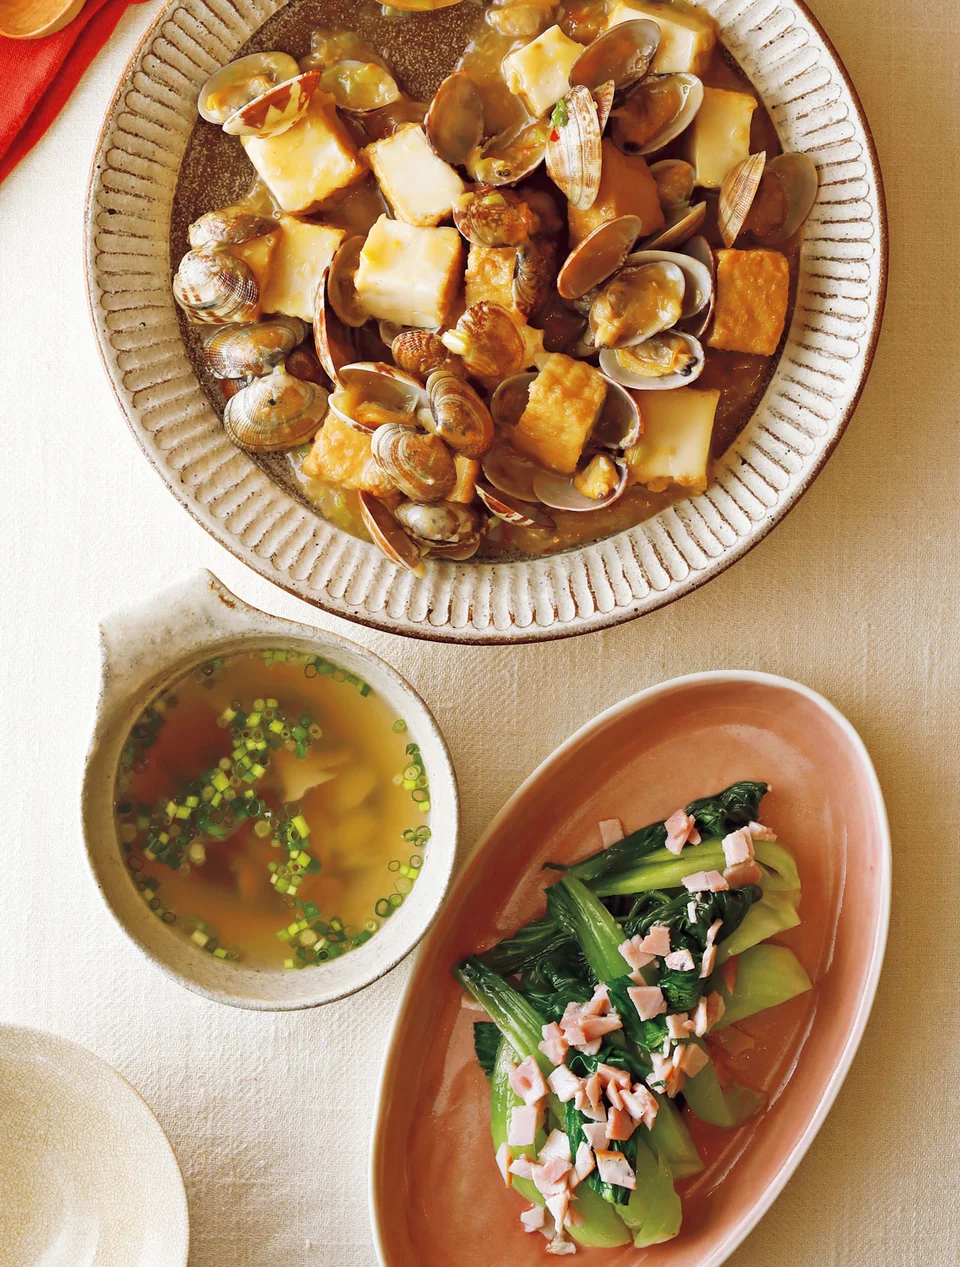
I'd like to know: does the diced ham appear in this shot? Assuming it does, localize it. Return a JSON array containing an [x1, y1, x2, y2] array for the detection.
[[621, 1084, 658, 1130], [576, 1037, 603, 1057], [724, 859, 763, 888], [495, 1142, 511, 1186], [706, 870, 730, 891], [520, 1204, 546, 1232], [665, 809, 699, 855], [584, 1072, 603, 1112], [647, 1051, 681, 1097], [747, 820, 777, 841], [579, 1014, 623, 1041], [545, 1190, 571, 1233], [707, 991, 725, 1027], [627, 969, 647, 985], [628, 984, 666, 1021], [682, 871, 710, 892], [693, 996, 709, 1038], [605, 1079, 623, 1111], [509, 1055, 549, 1106], [605, 1106, 636, 1141], [532, 1158, 570, 1197], [510, 1155, 536, 1180], [573, 1141, 595, 1184], [595, 1149, 637, 1190], [618, 935, 656, 973], [687, 901, 698, 922], [596, 1063, 631, 1090], [640, 924, 671, 957], [664, 948, 695, 972], [674, 1043, 710, 1078], [667, 1012, 695, 1038], [599, 818, 624, 846], [581, 1121, 607, 1151], [548, 1065, 583, 1103], [706, 918, 723, 946], [546, 1236, 577, 1256], [508, 1103, 542, 1147], [721, 827, 755, 867], [712, 1024, 754, 1056], [581, 983, 611, 1017], [539, 1022, 569, 1067], [540, 1130, 572, 1164], [574, 1088, 607, 1122]]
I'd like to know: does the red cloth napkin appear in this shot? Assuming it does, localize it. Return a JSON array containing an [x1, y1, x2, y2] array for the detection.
[[0, 0, 150, 183]]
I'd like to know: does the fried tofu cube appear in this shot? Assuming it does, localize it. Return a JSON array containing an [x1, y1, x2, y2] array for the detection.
[[260, 217, 346, 321], [365, 124, 465, 227], [465, 244, 521, 317], [355, 215, 463, 328], [513, 353, 607, 474], [450, 455, 481, 504], [624, 388, 720, 491], [502, 24, 583, 118], [709, 248, 790, 356], [686, 87, 757, 189], [225, 229, 279, 296], [568, 140, 665, 246], [241, 92, 367, 214], [605, 0, 717, 74], [302, 412, 395, 496]]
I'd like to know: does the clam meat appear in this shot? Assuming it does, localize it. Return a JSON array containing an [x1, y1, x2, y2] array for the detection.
[[589, 261, 686, 349]]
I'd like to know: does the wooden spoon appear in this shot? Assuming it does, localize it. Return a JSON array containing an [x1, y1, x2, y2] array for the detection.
[[0, 0, 86, 39]]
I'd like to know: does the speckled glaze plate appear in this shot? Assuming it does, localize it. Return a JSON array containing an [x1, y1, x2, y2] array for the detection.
[[85, 0, 887, 643], [0, 1025, 188, 1266]]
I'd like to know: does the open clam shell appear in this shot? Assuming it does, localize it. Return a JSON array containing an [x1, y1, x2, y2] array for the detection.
[[557, 214, 644, 300], [589, 260, 686, 349], [570, 19, 661, 96], [188, 205, 278, 249], [425, 371, 494, 459], [490, 372, 536, 429], [371, 424, 458, 503], [718, 151, 766, 248], [202, 316, 306, 380], [545, 85, 602, 211], [359, 100, 429, 142], [649, 159, 696, 211], [223, 71, 320, 137], [593, 81, 616, 134], [611, 73, 703, 156], [532, 456, 628, 512], [426, 71, 484, 167], [358, 492, 425, 577], [173, 248, 260, 325], [394, 500, 484, 545], [328, 236, 369, 327], [599, 332, 705, 391], [314, 262, 358, 384], [467, 115, 550, 186], [198, 52, 299, 124], [223, 365, 327, 452], [625, 248, 713, 319], [641, 199, 707, 250], [748, 152, 819, 245], [453, 187, 536, 247], [591, 376, 642, 449], [480, 436, 543, 502], [330, 362, 428, 433], [676, 235, 715, 338], [476, 483, 555, 529]]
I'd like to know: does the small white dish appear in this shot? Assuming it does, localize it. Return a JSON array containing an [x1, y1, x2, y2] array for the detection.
[[0, 1024, 188, 1267], [81, 569, 459, 1010]]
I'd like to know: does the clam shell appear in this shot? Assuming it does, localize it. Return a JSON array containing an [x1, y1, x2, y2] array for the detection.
[[545, 85, 602, 211], [330, 362, 429, 433], [188, 205, 278, 249], [467, 116, 549, 186], [422, 537, 482, 560], [314, 262, 358, 383], [570, 19, 661, 96], [490, 372, 535, 428], [328, 236, 369, 328], [513, 238, 556, 318], [625, 248, 713, 319], [223, 365, 327, 451], [591, 376, 642, 449], [392, 330, 462, 379], [599, 332, 705, 391], [319, 60, 400, 112], [533, 457, 628, 511], [476, 483, 555, 528], [611, 73, 704, 156], [359, 100, 428, 143], [198, 52, 299, 124], [557, 214, 643, 300], [358, 492, 425, 576], [648, 159, 696, 211], [173, 248, 260, 325], [748, 152, 819, 245], [480, 437, 542, 502], [676, 235, 715, 338], [426, 71, 484, 167], [222, 71, 320, 138], [453, 187, 536, 248], [371, 424, 457, 503], [641, 200, 706, 251], [718, 151, 766, 248], [394, 500, 484, 545], [593, 81, 616, 134], [589, 260, 686, 349], [202, 316, 306, 379], [426, 371, 494, 458], [440, 303, 525, 379]]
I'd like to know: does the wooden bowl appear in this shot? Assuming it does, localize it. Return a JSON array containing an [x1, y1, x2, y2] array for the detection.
[[0, 0, 85, 39]]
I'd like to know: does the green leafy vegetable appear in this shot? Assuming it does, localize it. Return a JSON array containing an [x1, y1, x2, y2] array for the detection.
[[713, 944, 812, 1028], [473, 1022, 502, 1081], [682, 1041, 766, 1127], [620, 1136, 684, 1247], [716, 886, 800, 963], [592, 838, 794, 899], [478, 914, 572, 975]]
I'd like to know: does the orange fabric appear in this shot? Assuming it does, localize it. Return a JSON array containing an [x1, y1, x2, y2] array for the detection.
[[0, 0, 149, 183]]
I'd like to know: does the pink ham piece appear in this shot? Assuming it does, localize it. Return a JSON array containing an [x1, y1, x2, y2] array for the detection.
[[721, 826, 754, 867], [628, 984, 666, 1021], [747, 820, 777, 841], [687, 901, 698, 922], [548, 1065, 583, 1103], [508, 1103, 542, 1147], [533, 1155, 572, 1195], [621, 1084, 658, 1130], [618, 935, 656, 973], [605, 1079, 623, 1111], [664, 808, 701, 855], [545, 1190, 571, 1234], [581, 983, 611, 1017], [595, 1149, 637, 1190], [573, 1141, 595, 1184], [584, 1072, 603, 1113], [724, 859, 763, 888], [579, 1014, 623, 1042], [706, 918, 723, 945], [540, 1130, 572, 1164], [509, 1055, 548, 1106], [520, 1205, 546, 1233], [605, 1106, 636, 1141], [667, 1012, 695, 1038], [596, 1063, 631, 1090], [539, 1022, 569, 1067], [510, 1155, 536, 1180], [598, 818, 624, 846], [546, 1236, 577, 1256], [574, 1088, 607, 1122], [674, 1043, 710, 1078], [495, 1142, 511, 1186], [683, 870, 729, 893], [707, 991, 726, 1028], [581, 1121, 607, 1151], [700, 943, 717, 979], [647, 1051, 681, 1097], [664, 948, 695, 972], [639, 924, 671, 957], [693, 996, 710, 1037]]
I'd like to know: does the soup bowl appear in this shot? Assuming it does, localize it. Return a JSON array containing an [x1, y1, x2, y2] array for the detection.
[[81, 569, 459, 1009], [85, 0, 886, 643]]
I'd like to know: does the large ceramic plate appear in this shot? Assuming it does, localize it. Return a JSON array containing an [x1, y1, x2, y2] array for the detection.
[[86, 0, 887, 643], [0, 1025, 189, 1266], [370, 671, 890, 1264]]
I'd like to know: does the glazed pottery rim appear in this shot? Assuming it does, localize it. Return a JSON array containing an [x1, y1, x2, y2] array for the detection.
[[85, 0, 888, 644], [0, 1021, 190, 1265], [81, 570, 460, 1011], [367, 669, 891, 1264]]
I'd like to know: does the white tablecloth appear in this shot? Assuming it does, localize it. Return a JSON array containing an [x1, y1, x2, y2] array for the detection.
[[1, 2, 957, 1263]]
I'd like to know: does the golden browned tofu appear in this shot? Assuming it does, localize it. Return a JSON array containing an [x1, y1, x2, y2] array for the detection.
[[302, 412, 395, 496], [450, 455, 480, 504], [513, 354, 607, 474], [464, 244, 521, 318], [568, 141, 665, 246], [708, 248, 790, 357], [225, 230, 278, 297]]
